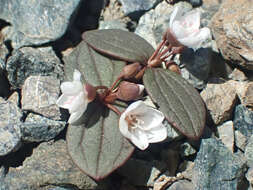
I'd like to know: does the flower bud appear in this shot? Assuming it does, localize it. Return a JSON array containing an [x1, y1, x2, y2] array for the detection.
[[85, 83, 96, 102], [121, 62, 142, 79], [167, 62, 181, 75], [116, 81, 144, 101]]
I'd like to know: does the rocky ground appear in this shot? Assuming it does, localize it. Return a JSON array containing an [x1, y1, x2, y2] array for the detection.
[[0, 0, 253, 189]]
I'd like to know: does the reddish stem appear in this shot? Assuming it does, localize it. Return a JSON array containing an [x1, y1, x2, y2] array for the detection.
[[106, 103, 122, 115]]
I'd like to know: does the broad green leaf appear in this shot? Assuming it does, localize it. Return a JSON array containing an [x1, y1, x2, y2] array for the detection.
[[64, 41, 134, 180], [143, 68, 206, 139], [67, 100, 134, 180], [82, 29, 155, 64]]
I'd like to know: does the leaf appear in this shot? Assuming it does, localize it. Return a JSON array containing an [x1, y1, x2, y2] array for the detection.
[[82, 29, 155, 64], [67, 100, 134, 180], [64, 41, 135, 180], [143, 68, 206, 139]]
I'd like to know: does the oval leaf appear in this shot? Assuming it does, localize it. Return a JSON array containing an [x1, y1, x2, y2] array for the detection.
[[143, 68, 206, 139], [82, 29, 155, 63], [64, 41, 134, 180], [67, 100, 134, 180]]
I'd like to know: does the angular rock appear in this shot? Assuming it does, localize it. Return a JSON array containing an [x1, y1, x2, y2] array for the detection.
[[0, 0, 81, 48], [192, 138, 247, 189], [246, 167, 253, 187], [135, 1, 192, 48], [21, 75, 61, 120], [228, 68, 247, 81], [118, 0, 161, 15], [236, 81, 253, 108], [235, 130, 247, 152], [0, 123, 21, 156], [117, 158, 167, 187], [2, 140, 106, 190], [211, 0, 253, 70], [200, 79, 237, 125], [21, 113, 66, 142], [233, 104, 253, 139], [0, 98, 22, 156], [6, 47, 63, 89], [0, 43, 8, 70], [180, 47, 212, 89], [217, 120, 234, 152], [99, 20, 128, 30], [166, 180, 194, 190], [0, 98, 22, 125], [180, 142, 196, 157], [7, 91, 19, 107], [246, 135, 253, 167]]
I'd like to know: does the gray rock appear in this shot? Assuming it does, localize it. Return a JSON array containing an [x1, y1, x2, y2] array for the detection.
[[0, 123, 21, 156], [7, 91, 19, 107], [0, 98, 22, 156], [0, 43, 8, 70], [161, 149, 180, 176], [188, 0, 202, 7], [2, 140, 107, 190], [233, 104, 253, 139], [6, 47, 63, 89], [180, 47, 212, 89], [0, 0, 81, 48], [200, 79, 237, 125], [117, 158, 167, 187], [0, 98, 22, 126], [236, 82, 253, 108], [99, 20, 128, 30], [217, 120, 234, 152], [180, 142, 196, 157], [135, 1, 192, 48], [163, 119, 181, 141], [246, 167, 253, 188], [235, 130, 247, 151], [166, 180, 194, 190], [192, 138, 247, 190], [0, 70, 10, 97], [246, 135, 253, 167], [211, 0, 253, 70], [21, 113, 66, 142], [21, 75, 61, 120], [118, 0, 161, 15]]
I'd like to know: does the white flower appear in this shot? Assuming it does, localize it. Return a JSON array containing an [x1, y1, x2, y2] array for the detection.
[[56, 70, 89, 124], [119, 101, 167, 150], [169, 6, 211, 48]]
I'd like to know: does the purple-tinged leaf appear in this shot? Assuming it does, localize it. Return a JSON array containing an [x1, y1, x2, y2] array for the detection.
[[82, 29, 155, 64], [63, 41, 134, 180], [143, 68, 206, 139]]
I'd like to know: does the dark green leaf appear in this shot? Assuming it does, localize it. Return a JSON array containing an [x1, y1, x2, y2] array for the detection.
[[67, 100, 134, 180], [82, 29, 155, 64], [143, 68, 206, 139], [64, 41, 134, 180]]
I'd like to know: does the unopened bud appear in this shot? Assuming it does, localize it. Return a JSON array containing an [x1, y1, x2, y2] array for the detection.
[[121, 62, 142, 79], [167, 62, 181, 75], [116, 81, 144, 101], [163, 29, 183, 47], [85, 83, 96, 102]]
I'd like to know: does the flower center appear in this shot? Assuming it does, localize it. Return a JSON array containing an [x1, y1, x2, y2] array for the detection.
[[125, 114, 144, 132]]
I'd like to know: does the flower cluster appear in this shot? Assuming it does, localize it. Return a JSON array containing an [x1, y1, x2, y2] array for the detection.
[[56, 7, 210, 150]]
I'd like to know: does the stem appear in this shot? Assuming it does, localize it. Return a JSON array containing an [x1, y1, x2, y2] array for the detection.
[[148, 40, 166, 63], [108, 76, 122, 92], [106, 103, 122, 115]]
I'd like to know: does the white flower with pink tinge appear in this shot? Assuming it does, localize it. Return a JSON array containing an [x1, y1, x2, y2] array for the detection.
[[119, 101, 167, 150], [56, 70, 90, 124], [169, 6, 211, 48]]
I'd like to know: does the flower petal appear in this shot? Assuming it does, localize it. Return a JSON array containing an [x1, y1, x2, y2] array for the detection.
[[68, 105, 87, 124], [169, 6, 184, 29], [68, 91, 87, 114], [61, 81, 83, 95], [56, 94, 76, 109], [130, 129, 149, 150], [123, 100, 145, 114], [146, 124, 167, 143], [180, 10, 200, 32], [119, 111, 132, 139], [178, 27, 211, 48], [137, 108, 165, 130], [73, 69, 81, 81]]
